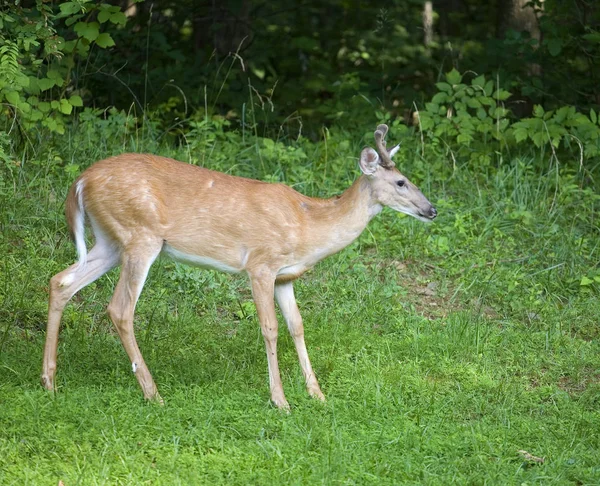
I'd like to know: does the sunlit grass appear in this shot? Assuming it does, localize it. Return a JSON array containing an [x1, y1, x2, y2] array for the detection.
[[1, 131, 599, 484]]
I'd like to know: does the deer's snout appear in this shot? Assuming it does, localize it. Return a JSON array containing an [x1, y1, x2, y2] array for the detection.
[[419, 205, 437, 221]]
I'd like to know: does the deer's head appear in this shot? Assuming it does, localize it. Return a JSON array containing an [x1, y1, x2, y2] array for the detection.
[[359, 124, 437, 222]]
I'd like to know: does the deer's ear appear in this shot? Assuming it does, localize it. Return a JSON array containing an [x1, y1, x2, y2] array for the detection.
[[359, 147, 379, 175], [388, 143, 400, 159]]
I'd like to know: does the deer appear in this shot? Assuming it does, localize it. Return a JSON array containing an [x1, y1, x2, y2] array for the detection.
[[41, 124, 437, 410]]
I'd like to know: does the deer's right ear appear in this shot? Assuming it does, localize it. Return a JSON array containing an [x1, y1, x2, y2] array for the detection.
[[359, 147, 379, 175]]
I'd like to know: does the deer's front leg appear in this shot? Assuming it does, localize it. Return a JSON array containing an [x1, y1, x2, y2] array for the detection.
[[107, 246, 162, 403], [250, 273, 289, 410], [275, 281, 325, 401]]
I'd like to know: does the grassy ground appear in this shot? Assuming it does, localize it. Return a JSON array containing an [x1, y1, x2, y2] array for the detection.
[[1, 127, 599, 485]]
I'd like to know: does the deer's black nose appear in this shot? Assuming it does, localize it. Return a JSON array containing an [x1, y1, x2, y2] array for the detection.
[[429, 206, 437, 219]]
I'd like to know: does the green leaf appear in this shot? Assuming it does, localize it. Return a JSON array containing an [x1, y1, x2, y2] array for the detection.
[[38, 78, 55, 91], [553, 106, 570, 124], [457, 132, 473, 144], [533, 105, 545, 118], [583, 33, 600, 43], [435, 82, 452, 93], [74, 22, 100, 42], [109, 12, 127, 26], [418, 114, 434, 131], [494, 107, 508, 118], [15, 73, 30, 88], [446, 68, 462, 85], [590, 108, 597, 124], [484, 80, 494, 97], [453, 84, 468, 96], [95, 33, 115, 49], [424, 103, 438, 113], [98, 9, 111, 24], [262, 138, 275, 150], [513, 127, 529, 143], [580, 276, 594, 286], [29, 110, 43, 121], [19, 101, 31, 113], [38, 102, 51, 113], [471, 75, 485, 88], [65, 14, 83, 27], [431, 92, 448, 104], [466, 98, 482, 109], [59, 2, 82, 15], [531, 132, 545, 147], [69, 95, 83, 107], [45, 117, 57, 131], [476, 120, 492, 134], [59, 99, 73, 115], [5, 91, 20, 105], [455, 101, 466, 112], [546, 38, 562, 56], [47, 69, 65, 83], [479, 96, 495, 106], [495, 89, 511, 101]]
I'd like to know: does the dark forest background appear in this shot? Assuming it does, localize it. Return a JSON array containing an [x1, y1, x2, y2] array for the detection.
[[2, 0, 600, 139]]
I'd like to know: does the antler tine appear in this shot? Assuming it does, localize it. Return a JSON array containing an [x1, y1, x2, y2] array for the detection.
[[376, 124, 389, 140], [374, 124, 395, 169]]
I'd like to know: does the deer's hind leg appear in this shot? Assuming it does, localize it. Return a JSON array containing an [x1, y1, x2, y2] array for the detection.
[[42, 242, 120, 391]]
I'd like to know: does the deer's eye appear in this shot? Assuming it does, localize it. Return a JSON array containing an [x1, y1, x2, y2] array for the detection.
[[396, 180, 406, 188]]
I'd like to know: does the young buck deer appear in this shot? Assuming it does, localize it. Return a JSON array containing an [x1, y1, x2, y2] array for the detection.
[[42, 124, 437, 410]]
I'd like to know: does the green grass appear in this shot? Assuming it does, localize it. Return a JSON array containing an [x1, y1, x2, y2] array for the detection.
[[1, 130, 599, 484]]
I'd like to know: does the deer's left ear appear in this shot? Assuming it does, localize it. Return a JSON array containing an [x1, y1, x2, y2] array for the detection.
[[388, 143, 400, 159], [359, 147, 379, 175]]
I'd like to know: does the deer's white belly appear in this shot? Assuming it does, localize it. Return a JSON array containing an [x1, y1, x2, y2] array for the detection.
[[163, 244, 242, 274]]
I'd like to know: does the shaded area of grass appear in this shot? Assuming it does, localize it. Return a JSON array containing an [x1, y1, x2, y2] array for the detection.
[[1, 132, 599, 484]]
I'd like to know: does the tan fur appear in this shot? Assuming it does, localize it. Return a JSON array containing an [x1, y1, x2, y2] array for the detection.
[[41, 125, 436, 410]]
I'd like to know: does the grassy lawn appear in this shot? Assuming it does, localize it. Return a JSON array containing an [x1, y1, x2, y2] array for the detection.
[[1, 132, 599, 484]]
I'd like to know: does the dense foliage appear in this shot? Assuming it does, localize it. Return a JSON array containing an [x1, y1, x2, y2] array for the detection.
[[2, 0, 600, 139]]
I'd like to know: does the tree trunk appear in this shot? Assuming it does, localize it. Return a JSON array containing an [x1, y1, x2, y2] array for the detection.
[[423, 1, 433, 46], [193, 0, 252, 57], [498, 0, 544, 116], [497, 0, 541, 41]]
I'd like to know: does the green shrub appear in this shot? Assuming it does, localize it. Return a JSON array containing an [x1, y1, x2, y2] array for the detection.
[[415, 69, 600, 169], [0, 1, 127, 136]]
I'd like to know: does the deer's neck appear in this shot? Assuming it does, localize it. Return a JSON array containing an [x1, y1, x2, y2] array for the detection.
[[305, 176, 381, 256]]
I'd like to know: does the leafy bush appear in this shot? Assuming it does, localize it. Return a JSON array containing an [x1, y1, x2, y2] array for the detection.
[[512, 105, 600, 159], [416, 69, 511, 166], [415, 69, 600, 169], [0, 1, 127, 136]]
